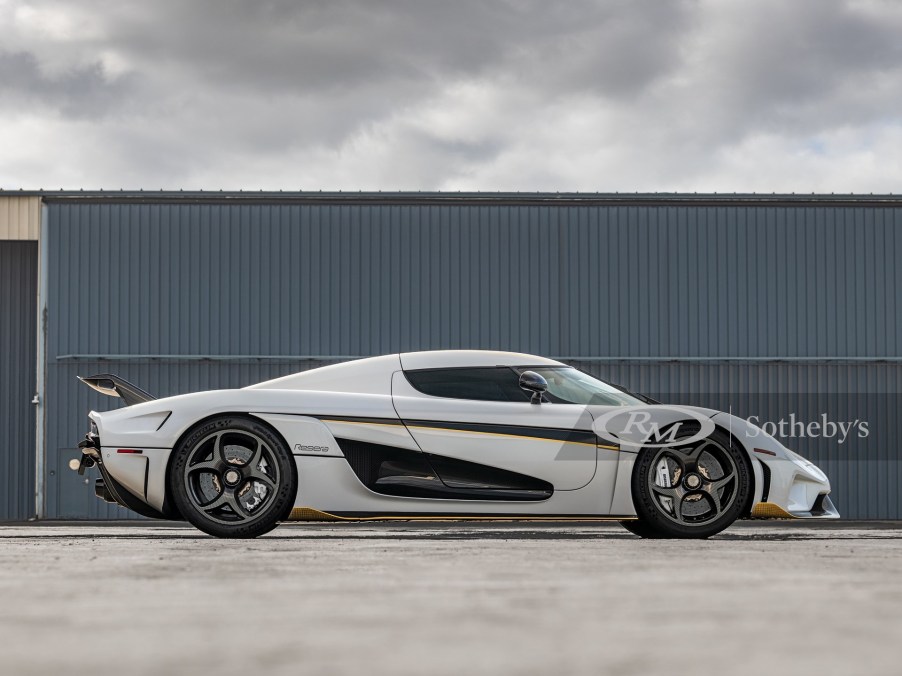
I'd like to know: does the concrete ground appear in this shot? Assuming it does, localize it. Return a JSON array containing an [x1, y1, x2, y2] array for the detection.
[[0, 521, 900, 676]]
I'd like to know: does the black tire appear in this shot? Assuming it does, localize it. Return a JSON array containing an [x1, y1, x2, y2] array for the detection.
[[169, 415, 298, 538], [629, 426, 752, 539], [618, 519, 666, 538]]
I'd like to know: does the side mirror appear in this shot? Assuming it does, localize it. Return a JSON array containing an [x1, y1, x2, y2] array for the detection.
[[519, 371, 548, 404]]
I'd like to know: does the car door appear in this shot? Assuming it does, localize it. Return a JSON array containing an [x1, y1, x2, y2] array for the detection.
[[391, 367, 597, 490]]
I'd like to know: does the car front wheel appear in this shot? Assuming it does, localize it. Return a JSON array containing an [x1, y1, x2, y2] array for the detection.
[[625, 427, 751, 539], [169, 416, 297, 538]]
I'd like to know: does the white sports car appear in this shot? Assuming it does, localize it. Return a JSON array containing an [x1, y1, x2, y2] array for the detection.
[[75, 350, 838, 538]]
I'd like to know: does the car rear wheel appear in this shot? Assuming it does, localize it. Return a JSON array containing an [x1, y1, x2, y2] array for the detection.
[[626, 426, 751, 539], [169, 416, 297, 538]]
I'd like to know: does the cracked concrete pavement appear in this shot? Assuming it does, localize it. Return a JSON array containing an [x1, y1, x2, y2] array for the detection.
[[0, 520, 900, 675]]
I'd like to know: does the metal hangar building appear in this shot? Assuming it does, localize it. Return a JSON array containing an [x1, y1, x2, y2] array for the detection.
[[1, 190, 899, 520]]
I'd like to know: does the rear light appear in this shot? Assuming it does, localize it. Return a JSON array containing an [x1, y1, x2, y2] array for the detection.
[[754, 448, 777, 456], [116, 449, 143, 454]]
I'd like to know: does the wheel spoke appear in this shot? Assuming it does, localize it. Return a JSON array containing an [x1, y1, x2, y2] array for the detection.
[[244, 440, 264, 470], [651, 483, 679, 499], [702, 470, 735, 516], [670, 492, 686, 522], [651, 484, 686, 522], [201, 488, 228, 510], [704, 487, 722, 514], [685, 440, 715, 460], [187, 457, 220, 474], [659, 448, 686, 468], [202, 488, 248, 520], [708, 470, 736, 492], [186, 434, 225, 474], [188, 458, 220, 474], [213, 432, 228, 463], [679, 440, 716, 471]]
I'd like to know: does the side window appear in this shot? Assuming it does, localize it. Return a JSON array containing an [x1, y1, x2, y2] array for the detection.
[[405, 368, 529, 402]]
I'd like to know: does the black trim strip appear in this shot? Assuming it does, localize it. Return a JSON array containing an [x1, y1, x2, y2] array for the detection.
[[316, 415, 404, 427], [293, 453, 347, 458], [156, 411, 172, 431], [404, 419, 597, 445]]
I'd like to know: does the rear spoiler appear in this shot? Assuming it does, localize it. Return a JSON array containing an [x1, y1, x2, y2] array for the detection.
[[78, 374, 156, 407]]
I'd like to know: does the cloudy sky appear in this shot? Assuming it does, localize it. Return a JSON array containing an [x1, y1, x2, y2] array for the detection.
[[1, 0, 901, 192]]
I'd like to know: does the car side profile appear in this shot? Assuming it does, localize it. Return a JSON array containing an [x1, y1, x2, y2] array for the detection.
[[75, 350, 838, 538]]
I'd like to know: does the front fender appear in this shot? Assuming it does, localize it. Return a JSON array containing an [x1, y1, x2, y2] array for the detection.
[[711, 412, 838, 518]]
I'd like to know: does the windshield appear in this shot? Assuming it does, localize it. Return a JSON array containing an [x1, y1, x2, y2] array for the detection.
[[519, 367, 644, 406]]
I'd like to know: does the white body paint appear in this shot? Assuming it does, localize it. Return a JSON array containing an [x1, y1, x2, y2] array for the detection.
[[85, 351, 838, 521]]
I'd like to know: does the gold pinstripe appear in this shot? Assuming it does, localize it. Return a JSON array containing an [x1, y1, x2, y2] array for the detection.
[[320, 419, 407, 430]]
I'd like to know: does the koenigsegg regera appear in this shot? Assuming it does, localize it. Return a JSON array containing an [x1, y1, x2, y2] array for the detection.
[[74, 350, 838, 538]]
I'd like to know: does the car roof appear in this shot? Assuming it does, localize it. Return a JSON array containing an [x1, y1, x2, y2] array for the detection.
[[247, 350, 565, 394], [399, 350, 564, 370]]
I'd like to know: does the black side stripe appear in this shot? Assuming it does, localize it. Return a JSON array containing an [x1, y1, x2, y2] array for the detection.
[[315, 415, 404, 426], [315, 415, 609, 448], [403, 419, 598, 445]]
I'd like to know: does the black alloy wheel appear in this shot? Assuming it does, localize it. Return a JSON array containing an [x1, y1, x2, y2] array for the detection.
[[623, 426, 751, 539], [169, 416, 297, 538]]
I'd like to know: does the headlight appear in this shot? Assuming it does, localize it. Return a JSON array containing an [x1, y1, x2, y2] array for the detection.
[[786, 450, 827, 481]]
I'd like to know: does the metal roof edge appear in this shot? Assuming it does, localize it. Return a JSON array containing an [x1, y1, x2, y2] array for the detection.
[[2, 190, 902, 208]]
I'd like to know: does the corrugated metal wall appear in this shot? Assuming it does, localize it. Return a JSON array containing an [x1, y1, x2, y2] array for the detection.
[[43, 197, 902, 518], [0, 241, 37, 520]]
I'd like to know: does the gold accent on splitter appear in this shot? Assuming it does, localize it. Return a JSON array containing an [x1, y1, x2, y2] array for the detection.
[[287, 507, 634, 522], [750, 502, 796, 519], [289, 507, 347, 521]]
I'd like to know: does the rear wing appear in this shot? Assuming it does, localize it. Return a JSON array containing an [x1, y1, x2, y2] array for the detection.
[[77, 374, 156, 406]]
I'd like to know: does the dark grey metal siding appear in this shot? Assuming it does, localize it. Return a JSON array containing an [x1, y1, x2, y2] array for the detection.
[[43, 198, 902, 518], [573, 361, 902, 520], [1, 241, 37, 520]]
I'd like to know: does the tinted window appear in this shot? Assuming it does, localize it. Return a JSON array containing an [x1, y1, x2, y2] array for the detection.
[[405, 367, 529, 402], [515, 367, 642, 406]]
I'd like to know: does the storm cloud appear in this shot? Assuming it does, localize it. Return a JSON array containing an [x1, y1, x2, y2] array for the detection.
[[1, 0, 901, 191]]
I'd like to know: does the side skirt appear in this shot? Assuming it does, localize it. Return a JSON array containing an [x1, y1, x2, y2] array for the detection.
[[288, 506, 637, 522]]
